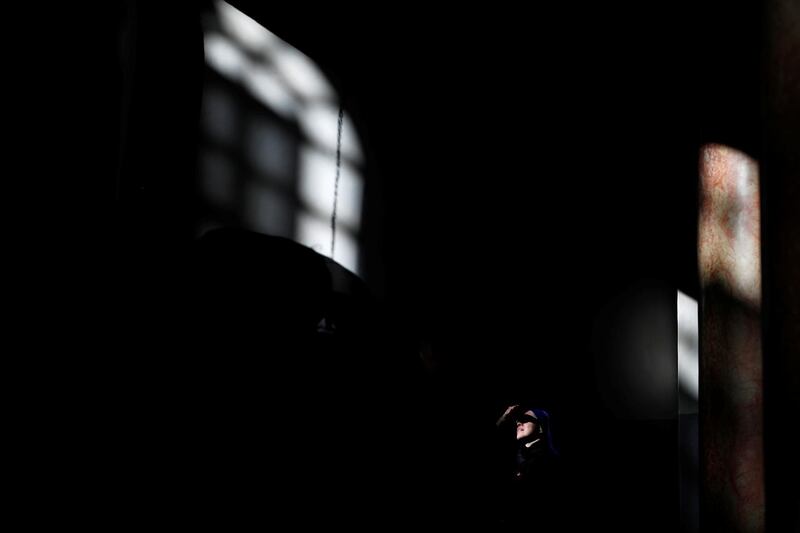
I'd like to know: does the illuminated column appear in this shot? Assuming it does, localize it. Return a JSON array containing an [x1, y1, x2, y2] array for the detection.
[[698, 144, 764, 533]]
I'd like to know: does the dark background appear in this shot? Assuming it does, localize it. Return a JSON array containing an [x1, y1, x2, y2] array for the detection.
[[8, 1, 768, 530], [244, 4, 732, 529]]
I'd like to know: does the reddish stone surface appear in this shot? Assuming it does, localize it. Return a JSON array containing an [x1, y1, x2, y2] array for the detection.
[[699, 144, 765, 533]]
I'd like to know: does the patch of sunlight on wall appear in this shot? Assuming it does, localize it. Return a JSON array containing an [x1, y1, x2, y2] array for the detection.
[[203, 1, 365, 274], [699, 144, 761, 308], [217, 0, 279, 53], [677, 290, 699, 404], [296, 212, 359, 274], [299, 146, 363, 232], [299, 103, 363, 164]]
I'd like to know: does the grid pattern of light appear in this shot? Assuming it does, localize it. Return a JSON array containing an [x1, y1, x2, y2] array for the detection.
[[200, 1, 364, 274]]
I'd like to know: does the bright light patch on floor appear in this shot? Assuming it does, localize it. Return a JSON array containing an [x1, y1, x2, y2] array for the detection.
[[299, 146, 363, 231], [299, 103, 364, 164], [296, 212, 359, 274], [677, 290, 699, 401]]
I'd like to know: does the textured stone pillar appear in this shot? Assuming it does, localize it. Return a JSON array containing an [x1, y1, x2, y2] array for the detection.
[[698, 144, 764, 533]]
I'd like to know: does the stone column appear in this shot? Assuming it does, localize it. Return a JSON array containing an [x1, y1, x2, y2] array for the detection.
[[698, 144, 764, 533]]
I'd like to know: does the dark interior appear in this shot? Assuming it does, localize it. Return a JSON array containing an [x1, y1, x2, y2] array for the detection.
[[9, 2, 792, 531]]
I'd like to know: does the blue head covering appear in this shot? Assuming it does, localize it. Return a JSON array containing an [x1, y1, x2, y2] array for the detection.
[[521, 407, 559, 457]]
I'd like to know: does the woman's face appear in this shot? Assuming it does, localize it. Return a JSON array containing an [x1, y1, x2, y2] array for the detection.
[[515, 410, 538, 440]]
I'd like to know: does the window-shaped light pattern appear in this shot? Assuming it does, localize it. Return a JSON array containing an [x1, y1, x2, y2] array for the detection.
[[199, 1, 364, 274]]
